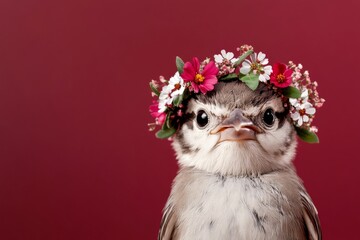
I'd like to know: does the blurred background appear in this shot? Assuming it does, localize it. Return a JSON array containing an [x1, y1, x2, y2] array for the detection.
[[0, 0, 359, 239]]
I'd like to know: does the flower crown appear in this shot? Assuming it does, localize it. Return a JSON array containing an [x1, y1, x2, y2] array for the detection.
[[148, 44, 325, 143]]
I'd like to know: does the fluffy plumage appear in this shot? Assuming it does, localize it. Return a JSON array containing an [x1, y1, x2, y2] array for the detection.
[[159, 81, 321, 240]]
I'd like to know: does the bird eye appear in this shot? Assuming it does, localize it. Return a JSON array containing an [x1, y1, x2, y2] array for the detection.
[[196, 110, 209, 128], [262, 108, 275, 127]]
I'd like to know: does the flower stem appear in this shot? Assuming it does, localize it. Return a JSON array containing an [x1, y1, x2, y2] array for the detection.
[[233, 50, 254, 67]]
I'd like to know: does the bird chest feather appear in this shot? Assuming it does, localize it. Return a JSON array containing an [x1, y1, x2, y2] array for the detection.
[[163, 167, 308, 240]]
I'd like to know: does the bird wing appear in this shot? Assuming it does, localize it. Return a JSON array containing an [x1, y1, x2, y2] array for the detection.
[[158, 202, 177, 240], [300, 191, 322, 240]]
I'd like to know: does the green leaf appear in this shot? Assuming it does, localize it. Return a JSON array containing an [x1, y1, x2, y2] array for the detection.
[[173, 96, 181, 107], [149, 82, 160, 96], [282, 86, 301, 99], [164, 113, 172, 129], [176, 56, 185, 74], [295, 127, 319, 143], [219, 73, 238, 81], [156, 127, 177, 139], [240, 73, 260, 90], [173, 91, 185, 107], [182, 88, 191, 100], [174, 88, 191, 106], [233, 50, 254, 67]]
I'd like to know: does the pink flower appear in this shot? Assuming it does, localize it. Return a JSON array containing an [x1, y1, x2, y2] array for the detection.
[[270, 63, 293, 88], [149, 101, 166, 125], [181, 57, 218, 94]]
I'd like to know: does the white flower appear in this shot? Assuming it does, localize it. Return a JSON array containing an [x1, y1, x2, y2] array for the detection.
[[158, 85, 172, 113], [250, 51, 269, 65], [214, 50, 237, 64], [289, 89, 309, 107], [158, 72, 185, 113], [290, 102, 316, 127], [240, 52, 272, 82], [168, 72, 185, 97], [259, 65, 273, 82]]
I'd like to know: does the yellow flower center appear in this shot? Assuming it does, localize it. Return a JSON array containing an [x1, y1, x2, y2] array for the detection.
[[276, 73, 286, 83], [299, 109, 306, 116], [195, 73, 205, 83], [251, 63, 258, 70]]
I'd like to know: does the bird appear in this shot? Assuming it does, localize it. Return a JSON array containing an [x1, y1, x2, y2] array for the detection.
[[157, 80, 322, 240]]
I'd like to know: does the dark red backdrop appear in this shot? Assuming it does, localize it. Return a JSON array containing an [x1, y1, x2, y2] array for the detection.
[[0, 0, 359, 239]]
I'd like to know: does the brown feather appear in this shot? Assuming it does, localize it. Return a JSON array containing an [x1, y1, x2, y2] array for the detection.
[[300, 191, 322, 240], [158, 203, 177, 240]]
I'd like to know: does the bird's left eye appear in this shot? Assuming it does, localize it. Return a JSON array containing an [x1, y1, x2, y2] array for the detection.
[[262, 108, 275, 127], [196, 110, 209, 128]]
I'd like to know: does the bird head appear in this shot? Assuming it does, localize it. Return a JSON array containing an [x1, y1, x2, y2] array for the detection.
[[172, 81, 297, 176], [149, 46, 325, 176]]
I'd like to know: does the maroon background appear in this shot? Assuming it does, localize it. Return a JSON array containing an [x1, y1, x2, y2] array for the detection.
[[0, 0, 359, 239]]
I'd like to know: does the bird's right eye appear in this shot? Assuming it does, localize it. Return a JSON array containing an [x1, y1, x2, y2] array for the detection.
[[262, 108, 275, 127], [196, 110, 209, 128]]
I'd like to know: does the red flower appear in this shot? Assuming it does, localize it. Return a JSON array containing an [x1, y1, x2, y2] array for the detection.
[[181, 57, 218, 94], [149, 101, 166, 125], [270, 63, 293, 88]]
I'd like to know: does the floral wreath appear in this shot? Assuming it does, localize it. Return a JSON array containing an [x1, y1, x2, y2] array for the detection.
[[148, 44, 325, 143]]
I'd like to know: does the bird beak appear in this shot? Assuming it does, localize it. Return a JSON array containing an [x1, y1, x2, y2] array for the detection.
[[210, 109, 259, 143]]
